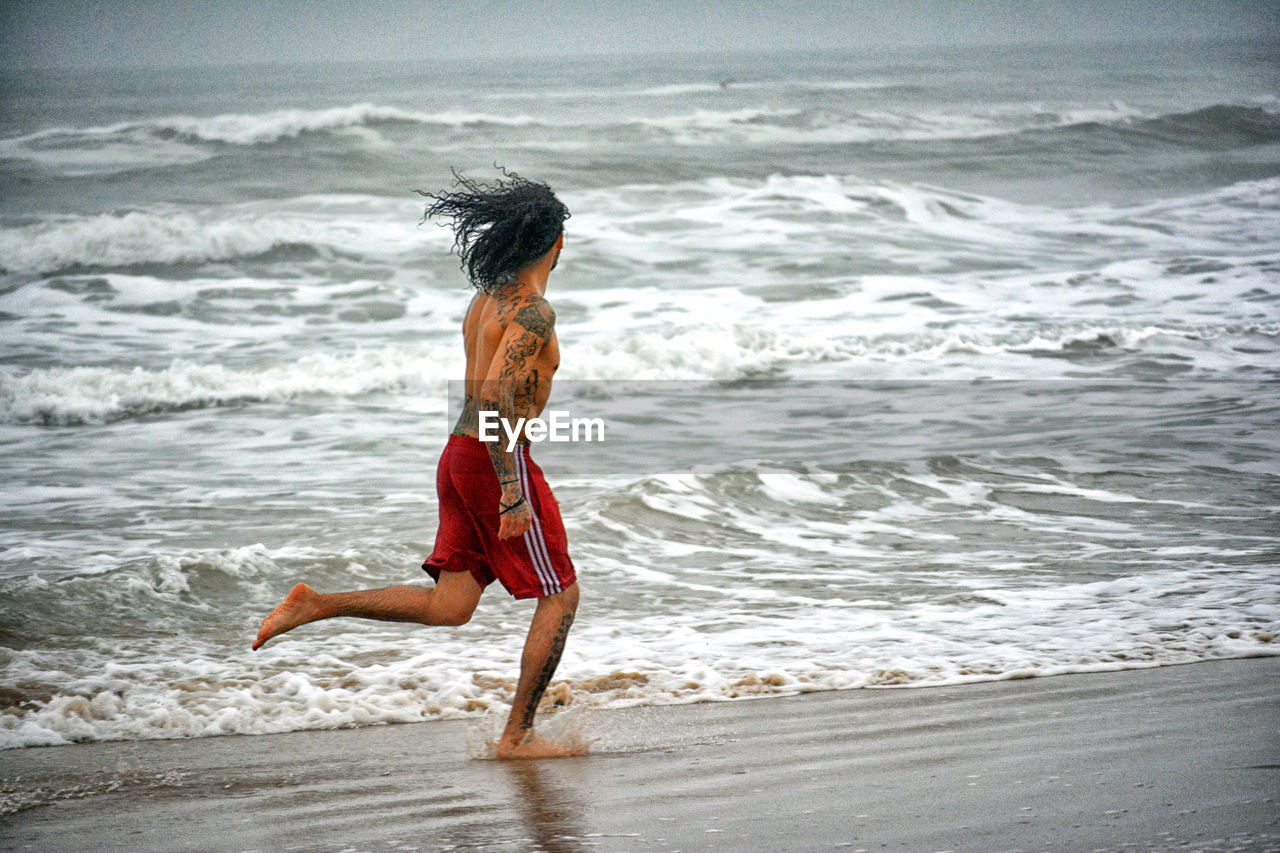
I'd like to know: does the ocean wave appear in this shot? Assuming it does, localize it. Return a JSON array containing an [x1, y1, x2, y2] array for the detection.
[[572, 172, 1280, 268], [580, 98, 1147, 147], [0, 346, 456, 425], [0, 211, 318, 275], [485, 78, 908, 101], [3, 99, 1273, 174], [629, 107, 805, 132], [0, 328, 798, 425], [5, 170, 1274, 279], [143, 103, 438, 144], [0, 200, 421, 275], [5, 317, 1273, 427], [1138, 103, 1280, 141], [617, 100, 1280, 150], [566, 319, 1280, 381], [1045, 103, 1280, 149], [0, 103, 496, 150], [0, 103, 544, 175]]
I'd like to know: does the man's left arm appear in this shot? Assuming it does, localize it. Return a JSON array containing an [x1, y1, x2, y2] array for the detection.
[[480, 295, 555, 539]]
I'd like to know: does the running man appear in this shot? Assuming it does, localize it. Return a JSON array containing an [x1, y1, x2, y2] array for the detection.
[[253, 170, 581, 759]]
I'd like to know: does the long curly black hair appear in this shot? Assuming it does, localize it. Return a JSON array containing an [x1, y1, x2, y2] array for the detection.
[[417, 168, 570, 293]]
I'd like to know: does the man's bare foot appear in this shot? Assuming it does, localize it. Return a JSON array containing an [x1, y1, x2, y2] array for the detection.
[[492, 731, 589, 760], [253, 583, 323, 650]]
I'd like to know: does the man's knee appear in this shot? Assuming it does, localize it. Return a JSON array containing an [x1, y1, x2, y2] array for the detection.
[[430, 572, 483, 625], [432, 591, 479, 626], [434, 605, 474, 627], [550, 582, 579, 616]]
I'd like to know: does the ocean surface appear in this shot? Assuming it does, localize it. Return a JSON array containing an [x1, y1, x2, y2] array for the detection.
[[0, 40, 1277, 749]]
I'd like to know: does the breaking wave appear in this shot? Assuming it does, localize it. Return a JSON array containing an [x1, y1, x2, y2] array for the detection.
[[0, 346, 455, 425], [7, 318, 1275, 426], [0, 199, 422, 275]]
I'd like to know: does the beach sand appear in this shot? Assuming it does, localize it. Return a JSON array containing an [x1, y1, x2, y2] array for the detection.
[[2, 657, 1277, 852]]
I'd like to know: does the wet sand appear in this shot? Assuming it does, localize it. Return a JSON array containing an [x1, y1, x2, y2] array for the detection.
[[3, 657, 1278, 852]]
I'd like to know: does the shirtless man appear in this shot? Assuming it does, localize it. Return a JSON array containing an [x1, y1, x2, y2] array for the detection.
[[253, 171, 580, 759]]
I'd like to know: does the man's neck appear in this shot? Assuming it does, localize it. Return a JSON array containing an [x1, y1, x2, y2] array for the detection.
[[514, 266, 551, 297]]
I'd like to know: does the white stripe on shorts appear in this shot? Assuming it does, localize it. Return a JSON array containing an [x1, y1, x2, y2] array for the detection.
[[515, 446, 561, 596]]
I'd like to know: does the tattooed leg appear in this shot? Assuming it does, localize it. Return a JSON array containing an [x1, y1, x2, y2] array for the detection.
[[496, 582, 581, 758]]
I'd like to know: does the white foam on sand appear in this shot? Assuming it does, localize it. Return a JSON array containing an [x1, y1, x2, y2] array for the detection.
[[2, 471, 1276, 750]]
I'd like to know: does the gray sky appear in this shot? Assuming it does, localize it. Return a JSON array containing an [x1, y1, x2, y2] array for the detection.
[[2, 0, 1275, 70]]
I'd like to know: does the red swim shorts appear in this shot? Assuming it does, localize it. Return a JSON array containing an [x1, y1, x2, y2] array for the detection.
[[422, 435, 576, 599]]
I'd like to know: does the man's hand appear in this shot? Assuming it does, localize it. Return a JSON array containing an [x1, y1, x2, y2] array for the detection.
[[498, 485, 533, 540]]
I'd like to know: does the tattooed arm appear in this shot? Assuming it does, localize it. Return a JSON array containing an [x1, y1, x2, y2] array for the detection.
[[480, 294, 556, 540]]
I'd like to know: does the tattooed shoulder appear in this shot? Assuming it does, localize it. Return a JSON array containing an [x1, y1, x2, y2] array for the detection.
[[513, 296, 556, 340], [491, 289, 520, 324]]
